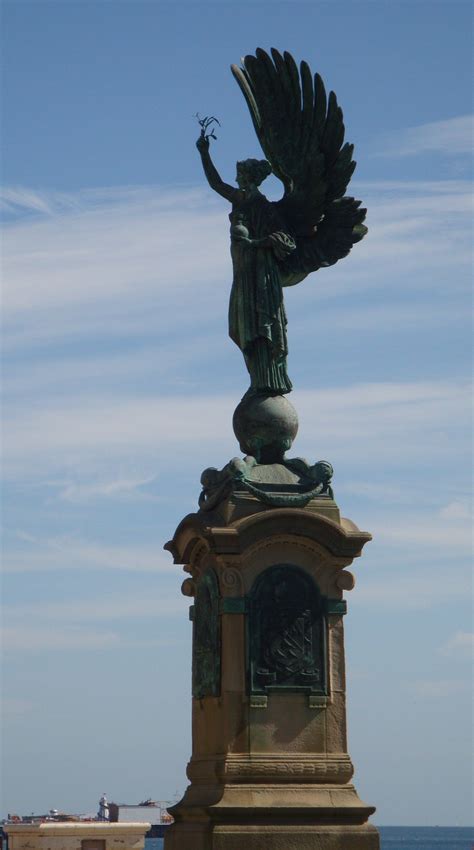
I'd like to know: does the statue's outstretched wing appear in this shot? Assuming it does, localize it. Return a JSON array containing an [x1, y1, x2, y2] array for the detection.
[[231, 48, 367, 286]]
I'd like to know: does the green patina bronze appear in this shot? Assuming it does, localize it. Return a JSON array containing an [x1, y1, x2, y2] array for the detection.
[[248, 564, 327, 697], [196, 48, 367, 400], [192, 568, 221, 699], [325, 599, 348, 615], [221, 595, 346, 617], [220, 597, 247, 614], [199, 455, 334, 511]]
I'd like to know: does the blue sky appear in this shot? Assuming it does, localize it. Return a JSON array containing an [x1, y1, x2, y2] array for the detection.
[[2, 0, 472, 828]]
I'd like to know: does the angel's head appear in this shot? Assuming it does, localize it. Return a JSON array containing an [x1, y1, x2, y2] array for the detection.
[[236, 159, 272, 189]]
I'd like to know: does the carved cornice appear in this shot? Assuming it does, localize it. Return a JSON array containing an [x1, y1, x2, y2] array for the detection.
[[164, 513, 211, 563], [187, 753, 354, 785], [243, 532, 331, 563], [166, 508, 371, 566], [234, 510, 371, 559]]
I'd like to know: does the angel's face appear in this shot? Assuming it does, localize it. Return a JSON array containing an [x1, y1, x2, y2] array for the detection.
[[236, 165, 250, 190]]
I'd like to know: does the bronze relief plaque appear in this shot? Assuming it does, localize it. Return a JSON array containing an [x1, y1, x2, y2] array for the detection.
[[248, 564, 327, 696], [192, 568, 221, 699]]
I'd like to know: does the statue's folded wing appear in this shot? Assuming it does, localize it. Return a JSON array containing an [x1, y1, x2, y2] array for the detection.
[[231, 48, 367, 286]]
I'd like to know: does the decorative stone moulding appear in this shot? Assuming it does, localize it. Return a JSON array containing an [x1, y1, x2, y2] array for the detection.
[[185, 752, 355, 786], [164, 494, 379, 850]]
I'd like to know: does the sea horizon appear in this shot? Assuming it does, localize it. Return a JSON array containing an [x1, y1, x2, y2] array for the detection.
[[146, 825, 474, 849]]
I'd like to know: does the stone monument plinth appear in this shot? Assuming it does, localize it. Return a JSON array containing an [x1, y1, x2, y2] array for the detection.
[[164, 480, 379, 849]]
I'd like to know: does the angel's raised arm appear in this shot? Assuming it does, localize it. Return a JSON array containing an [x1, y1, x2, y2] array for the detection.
[[196, 133, 239, 203]]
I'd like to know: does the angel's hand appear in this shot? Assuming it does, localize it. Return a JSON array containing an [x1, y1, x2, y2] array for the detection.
[[248, 237, 267, 248], [196, 131, 210, 154], [233, 235, 253, 246]]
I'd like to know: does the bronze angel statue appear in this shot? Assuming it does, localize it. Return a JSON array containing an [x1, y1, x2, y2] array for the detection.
[[196, 48, 367, 398]]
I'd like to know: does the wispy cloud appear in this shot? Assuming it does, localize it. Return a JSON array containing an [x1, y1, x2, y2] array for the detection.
[[2, 626, 123, 652], [296, 380, 470, 467], [439, 631, 474, 657], [413, 679, 470, 698], [2, 338, 218, 401], [3, 591, 189, 652], [2, 535, 176, 573], [57, 475, 157, 503], [352, 570, 470, 609], [2, 589, 189, 652], [338, 480, 468, 507], [2, 626, 185, 653], [1, 187, 58, 216], [0, 184, 211, 219], [4, 593, 187, 623], [300, 301, 468, 334], [2, 391, 233, 480], [2, 179, 471, 358], [377, 114, 474, 157], [3, 380, 470, 481], [2, 185, 227, 319], [371, 517, 472, 552], [438, 500, 472, 521]]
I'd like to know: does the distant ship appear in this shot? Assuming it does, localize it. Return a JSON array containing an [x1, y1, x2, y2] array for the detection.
[[109, 799, 173, 838], [2, 796, 173, 841]]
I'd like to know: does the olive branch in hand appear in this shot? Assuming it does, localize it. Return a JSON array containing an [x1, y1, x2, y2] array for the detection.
[[195, 113, 221, 141]]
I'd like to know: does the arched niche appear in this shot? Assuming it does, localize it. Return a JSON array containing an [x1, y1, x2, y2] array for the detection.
[[248, 564, 327, 697]]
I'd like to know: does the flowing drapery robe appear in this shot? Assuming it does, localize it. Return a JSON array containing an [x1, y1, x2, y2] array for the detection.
[[229, 192, 295, 394]]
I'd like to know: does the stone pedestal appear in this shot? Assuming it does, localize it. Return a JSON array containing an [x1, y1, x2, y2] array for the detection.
[[4, 824, 150, 850], [164, 489, 379, 849]]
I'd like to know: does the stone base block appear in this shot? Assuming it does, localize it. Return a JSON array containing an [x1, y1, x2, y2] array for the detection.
[[166, 822, 379, 850], [165, 783, 379, 850], [212, 824, 379, 850]]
